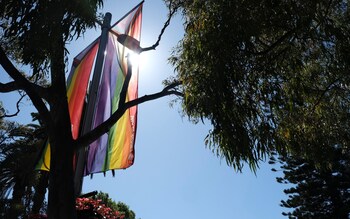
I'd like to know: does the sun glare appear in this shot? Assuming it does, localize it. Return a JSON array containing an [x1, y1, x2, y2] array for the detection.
[[128, 51, 140, 67]]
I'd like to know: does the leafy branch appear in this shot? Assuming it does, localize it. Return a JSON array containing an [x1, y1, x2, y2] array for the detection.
[[0, 47, 52, 125]]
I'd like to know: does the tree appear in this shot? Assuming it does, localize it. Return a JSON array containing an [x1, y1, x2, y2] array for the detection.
[[0, 1, 180, 218], [0, 115, 48, 218], [2, 0, 350, 217], [94, 191, 136, 219], [168, 0, 350, 170], [75, 191, 137, 219], [0, 1, 102, 217], [272, 149, 350, 218]]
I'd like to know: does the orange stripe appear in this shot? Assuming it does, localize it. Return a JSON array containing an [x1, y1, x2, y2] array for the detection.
[[120, 111, 133, 168]]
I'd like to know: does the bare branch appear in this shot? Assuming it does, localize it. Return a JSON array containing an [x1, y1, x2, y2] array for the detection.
[[0, 92, 26, 119], [74, 82, 183, 150], [140, 2, 179, 52], [163, 80, 182, 90], [118, 59, 133, 110], [0, 47, 52, 124], [0, 81, 19, 93], [0, 80, 51, 101]]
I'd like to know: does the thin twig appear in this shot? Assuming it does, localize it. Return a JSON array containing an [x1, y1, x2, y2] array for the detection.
[[140, 2, 179, 52], [0, 92, 27, 119], [0, 47, 52, 124]]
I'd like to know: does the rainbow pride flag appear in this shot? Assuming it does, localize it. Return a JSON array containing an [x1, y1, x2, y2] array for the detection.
[[36, 39, 99, 171], [36, 2, 142, 175], [86, 4, 142, 174]]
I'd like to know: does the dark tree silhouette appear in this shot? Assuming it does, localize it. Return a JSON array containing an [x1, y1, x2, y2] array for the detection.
[[0, 116, 48, 218], [168, 0, 350, 170], [0, 1, 180, 218], [273, 150, 350, 218]]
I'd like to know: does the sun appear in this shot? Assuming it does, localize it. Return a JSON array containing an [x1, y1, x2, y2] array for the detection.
[[127, 51, 140, 67]]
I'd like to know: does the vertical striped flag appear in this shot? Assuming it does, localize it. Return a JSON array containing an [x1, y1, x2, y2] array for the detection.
[[36, 2, 143, 175], [85, 3, 142, 174]]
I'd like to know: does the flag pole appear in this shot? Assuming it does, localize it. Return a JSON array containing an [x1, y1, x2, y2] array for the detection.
[[110, 0, 144, 29], [74, 12, 112, 198]]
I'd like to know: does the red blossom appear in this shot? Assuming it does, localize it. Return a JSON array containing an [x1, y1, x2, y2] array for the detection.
[[76, 197, 123, 219], [28, 197, 124, 219]]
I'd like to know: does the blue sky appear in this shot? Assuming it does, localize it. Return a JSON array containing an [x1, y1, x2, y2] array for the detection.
[[0, 1, 290, 218], [84, 1, 289, 218]]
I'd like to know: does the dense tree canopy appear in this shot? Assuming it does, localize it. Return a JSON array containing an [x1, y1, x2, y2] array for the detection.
[[76, 192, 137, 219], [168, 0, 350, 170], [0, 1, 118, 218], [0, 115, 48, 218], [94, 191, 136, 219], [0, 1, 180, 218], [0, 0, 103, 67], [272, 149, 350, 218], [1, 0, 350, 218]]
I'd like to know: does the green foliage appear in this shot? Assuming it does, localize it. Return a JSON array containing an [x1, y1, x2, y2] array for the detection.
[[0, 116, 48, 218], [0, 2, 105, 216], [95, 191, 136, 219], [272, 149, 350, 218], [76, 197, 124, 219], [0, 0, 103, 68], [168, 0, 350, 170]]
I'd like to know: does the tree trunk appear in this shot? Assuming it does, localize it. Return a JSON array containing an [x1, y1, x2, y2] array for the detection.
[[326, 172, 348, 218], [47, 69, 76, 218], [47, 135, 76, 219], [46, 9, 77, 217], [31, 171, 49, 214], [9, 177, 25, 218]]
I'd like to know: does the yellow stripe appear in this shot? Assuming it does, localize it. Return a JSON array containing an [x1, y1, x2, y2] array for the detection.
[[67, 65, 82, 102], [42, 143, 51, 171], [120, 112, 132, 169], [37, 142, 51, 171], [37, 66, 81, 172], [109, 112, 128, 169]]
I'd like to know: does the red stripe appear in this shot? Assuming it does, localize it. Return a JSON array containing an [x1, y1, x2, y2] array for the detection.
[[69, 43, 99, 139]]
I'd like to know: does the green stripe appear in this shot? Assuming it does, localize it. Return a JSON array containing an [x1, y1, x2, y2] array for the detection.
[[105, 67, 125, 170]]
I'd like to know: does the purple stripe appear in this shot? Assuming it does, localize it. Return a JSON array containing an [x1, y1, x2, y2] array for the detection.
[[86, 35, 115, 174], [109, 37, 118, 102]]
